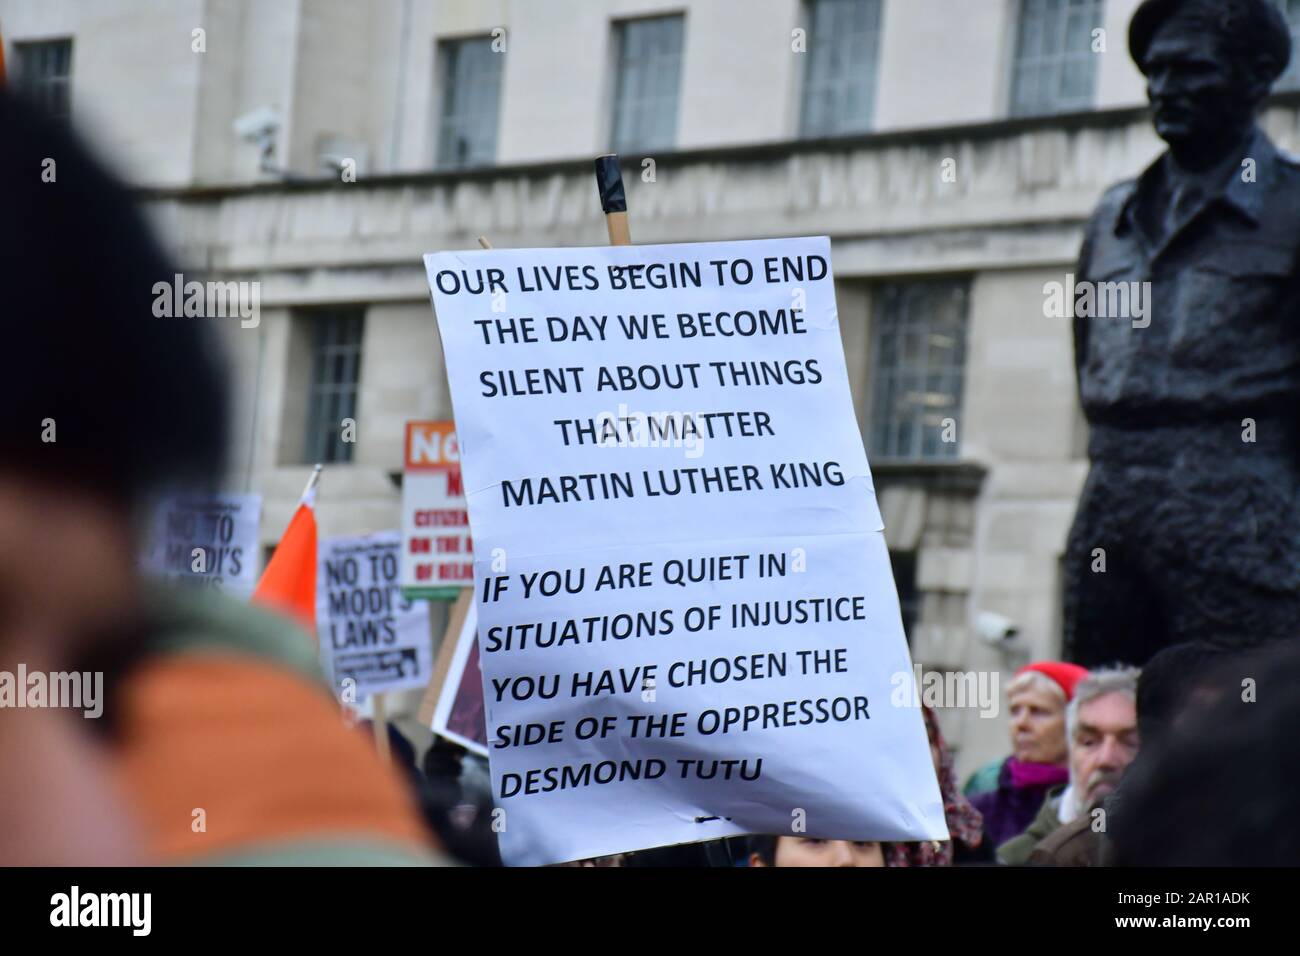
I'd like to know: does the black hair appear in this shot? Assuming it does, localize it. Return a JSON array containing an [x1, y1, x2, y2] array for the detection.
[[1135, 641, 1228, 742], [422, 735, 466, 783], [0, 88, 229, 506]]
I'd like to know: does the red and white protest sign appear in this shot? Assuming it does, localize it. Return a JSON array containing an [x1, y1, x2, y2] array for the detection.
[[401, 421, 473, 599]]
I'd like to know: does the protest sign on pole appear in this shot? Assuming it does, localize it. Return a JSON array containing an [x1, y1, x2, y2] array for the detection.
[[141, 493, 262, 599], [430, 602, 489, 757], [424, 236, 947, 865], [317, 530, 433, 701], [401, 421, 473, 600], [418, 588, 474, 726]]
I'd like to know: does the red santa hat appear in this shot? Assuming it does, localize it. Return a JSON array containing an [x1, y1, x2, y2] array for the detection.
[[1015, 661, 1090, 701]]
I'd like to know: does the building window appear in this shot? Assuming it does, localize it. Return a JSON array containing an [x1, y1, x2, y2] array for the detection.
[[1009, 0, 1104, 116], [436, 36, 504, 168], [1277, 0, 1300, 89], [13, 39, 73, 120], [869, 280, 970, 462], [610, 15, 684, 153], [800, 0, 883, 137], [890, 550, 920, 643], [304, 309, 364, 464]]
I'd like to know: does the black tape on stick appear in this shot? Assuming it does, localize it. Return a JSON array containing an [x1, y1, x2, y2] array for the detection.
[[594, 154, 627, 214]]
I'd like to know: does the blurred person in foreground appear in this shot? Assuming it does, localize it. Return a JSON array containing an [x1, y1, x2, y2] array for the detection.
[[1110, 640, 1300, 865], [966, 661, 1088, 848], [0, 88, 439, 865], [999, 667, 1140, 865]]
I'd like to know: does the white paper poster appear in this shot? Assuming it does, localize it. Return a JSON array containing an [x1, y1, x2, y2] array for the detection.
[[317, 530, 433, 700], [141, 493, 262, 599], [425, 237, 946, 865]]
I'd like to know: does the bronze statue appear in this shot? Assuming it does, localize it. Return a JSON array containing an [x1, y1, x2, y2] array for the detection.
[[1064, 0, 1300, 667]]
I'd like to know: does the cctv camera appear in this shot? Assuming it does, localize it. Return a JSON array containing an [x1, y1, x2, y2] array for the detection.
[[975, 611, 1020, 645], [232, 107, 281, 142]]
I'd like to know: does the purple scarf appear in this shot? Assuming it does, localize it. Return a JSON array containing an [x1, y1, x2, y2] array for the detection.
[[969, 758, 1070, 848], [1008, 758, 1069, 790]]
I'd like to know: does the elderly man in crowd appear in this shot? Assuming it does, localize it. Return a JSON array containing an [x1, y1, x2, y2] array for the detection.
[[966, 661, 1088, 848], [999, 668, 1140, 865]]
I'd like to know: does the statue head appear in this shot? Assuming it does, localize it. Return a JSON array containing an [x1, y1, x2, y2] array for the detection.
[[1130, 0, 1292, 158]]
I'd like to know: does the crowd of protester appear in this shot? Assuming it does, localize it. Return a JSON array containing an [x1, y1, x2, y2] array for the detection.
[[2, 80, 1297, 869]]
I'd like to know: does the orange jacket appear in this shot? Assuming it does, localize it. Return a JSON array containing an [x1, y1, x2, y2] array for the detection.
[[113, 587, 440, 865]]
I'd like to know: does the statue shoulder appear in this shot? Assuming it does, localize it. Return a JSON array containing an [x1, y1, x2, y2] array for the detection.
[[1094, 178, 1138, 215], [1079, 178, 1137, 244]]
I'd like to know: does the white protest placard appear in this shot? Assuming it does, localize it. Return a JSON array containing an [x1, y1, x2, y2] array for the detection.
[[401, 420, 474, 599], [317, 530, 433, 700], [425, 237, 946, 865], [141, 493, 262, 599]]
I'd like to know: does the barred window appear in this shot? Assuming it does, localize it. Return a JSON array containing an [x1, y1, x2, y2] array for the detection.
[[800, 0, 884, 137], [869, 281, 970, 461], [1010, 0, 1104, 116], [304, 309, 365, 464], [436, 36, 504, 168], [610, 15, 684, 153], [1276, 0, 1300, 89], [14, 39, 73, 120]]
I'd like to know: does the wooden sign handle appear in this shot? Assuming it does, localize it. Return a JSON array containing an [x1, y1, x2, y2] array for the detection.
[[372, 692, 390, 764], [595, 154, 632, 246]]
